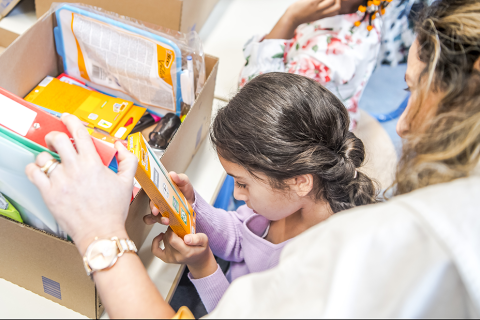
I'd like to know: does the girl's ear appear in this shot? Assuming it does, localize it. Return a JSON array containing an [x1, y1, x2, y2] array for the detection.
[[289, 174, 314, 198]]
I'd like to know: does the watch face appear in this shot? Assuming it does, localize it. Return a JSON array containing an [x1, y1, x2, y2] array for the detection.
[[87, 239, 118, 271]]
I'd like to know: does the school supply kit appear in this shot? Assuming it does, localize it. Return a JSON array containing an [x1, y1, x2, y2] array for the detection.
[[0, 3, 206, 240], [128, 132, 196, 239]]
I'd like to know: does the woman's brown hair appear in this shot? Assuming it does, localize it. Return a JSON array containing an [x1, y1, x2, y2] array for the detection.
[[211, 73, 377, 213], [394, 0, 480, 195]]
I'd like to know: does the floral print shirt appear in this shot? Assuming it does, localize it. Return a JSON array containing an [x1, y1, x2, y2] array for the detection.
[[379, 0, 427, 66], [239, 14, 382, 130]]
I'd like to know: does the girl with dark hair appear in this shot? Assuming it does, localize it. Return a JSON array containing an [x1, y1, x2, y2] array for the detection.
[[146, 72, 378, 313]]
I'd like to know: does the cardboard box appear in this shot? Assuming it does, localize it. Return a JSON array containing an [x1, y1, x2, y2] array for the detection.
[[0, 0, 22, 19], [0, 27, 18, 47], [0, 9, 218, 319], [35, 0, 219, 33]]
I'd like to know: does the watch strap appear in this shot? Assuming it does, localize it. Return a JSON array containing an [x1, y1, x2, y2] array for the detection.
[[83, 237, 137, 277], [112, 237, 138, 257]]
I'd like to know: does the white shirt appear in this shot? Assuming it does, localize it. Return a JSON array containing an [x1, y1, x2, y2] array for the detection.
[[208, 175, 480, 318]]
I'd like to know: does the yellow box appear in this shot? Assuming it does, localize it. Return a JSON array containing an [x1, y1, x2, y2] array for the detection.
[[128, 132, 196, 239]]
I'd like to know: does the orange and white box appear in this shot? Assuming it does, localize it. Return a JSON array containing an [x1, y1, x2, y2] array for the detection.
[[128, 132, 196, 238]]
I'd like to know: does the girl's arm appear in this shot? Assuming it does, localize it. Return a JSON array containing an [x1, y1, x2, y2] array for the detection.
[[151, 227, 230, 313], [188, 265, 230, 313], [192, 189, 249, 262], [265, 0, 341, 40]]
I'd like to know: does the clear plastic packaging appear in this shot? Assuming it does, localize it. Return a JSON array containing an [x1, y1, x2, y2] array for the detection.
[[49, 2, 206, 116]]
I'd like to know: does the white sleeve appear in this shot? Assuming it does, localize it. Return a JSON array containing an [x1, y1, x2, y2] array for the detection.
[[206, 201, 471, 318], [238, 35, 289, 88]]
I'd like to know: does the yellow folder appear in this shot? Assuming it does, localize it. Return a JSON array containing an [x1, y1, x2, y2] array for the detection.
[[25, 76, 146, 139]]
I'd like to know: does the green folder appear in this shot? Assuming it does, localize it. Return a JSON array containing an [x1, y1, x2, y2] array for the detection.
[[0, 125, 60, 160], [0, 195, 23, 223]]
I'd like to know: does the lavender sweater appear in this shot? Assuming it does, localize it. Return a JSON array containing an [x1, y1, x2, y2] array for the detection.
[[188, 190, 291, 313]]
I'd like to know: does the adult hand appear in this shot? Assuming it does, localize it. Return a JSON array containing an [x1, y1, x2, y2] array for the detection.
[[266, 0, 341, 39], [25, 114, 138, 256], [151, 228, 217, 279], [143, 172, 195, 226]]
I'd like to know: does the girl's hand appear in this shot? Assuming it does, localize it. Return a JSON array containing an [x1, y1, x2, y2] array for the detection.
[[25, 114, 137, 256], [266, 0, 341, 40], [143, 172, 195, 226], [152, 228, 217, 279], [286, 0, 341, 26]]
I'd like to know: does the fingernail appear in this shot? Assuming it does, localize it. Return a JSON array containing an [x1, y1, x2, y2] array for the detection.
[[184, 235, 192, 244]]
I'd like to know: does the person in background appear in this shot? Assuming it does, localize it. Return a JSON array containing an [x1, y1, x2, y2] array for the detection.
[[145, 73, 378, 313], [25, 0, 480, 317], [239, 0, 385, 130], [379, 0, 430, 66]]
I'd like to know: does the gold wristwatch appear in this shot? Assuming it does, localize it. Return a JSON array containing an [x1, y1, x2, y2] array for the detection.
[[83, 237, 137, 277]]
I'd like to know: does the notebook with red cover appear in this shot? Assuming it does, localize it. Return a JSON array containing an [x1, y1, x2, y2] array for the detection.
[[0, 87, 117, 166]]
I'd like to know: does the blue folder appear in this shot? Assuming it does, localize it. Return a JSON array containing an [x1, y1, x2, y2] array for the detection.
[[53, 4, 184, 115]]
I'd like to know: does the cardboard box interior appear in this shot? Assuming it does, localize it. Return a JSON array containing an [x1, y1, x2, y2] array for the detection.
[[35, 0, 219, 33], [0, 10, 218, 319], [0, 27, 18, 47]]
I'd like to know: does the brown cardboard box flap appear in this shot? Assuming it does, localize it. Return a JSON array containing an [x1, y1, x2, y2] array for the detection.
[[35, 0, 219, 33], [0, 216, 97, 317]]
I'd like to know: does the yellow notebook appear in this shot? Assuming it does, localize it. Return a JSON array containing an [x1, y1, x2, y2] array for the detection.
[[25, 76, 146, 139]]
